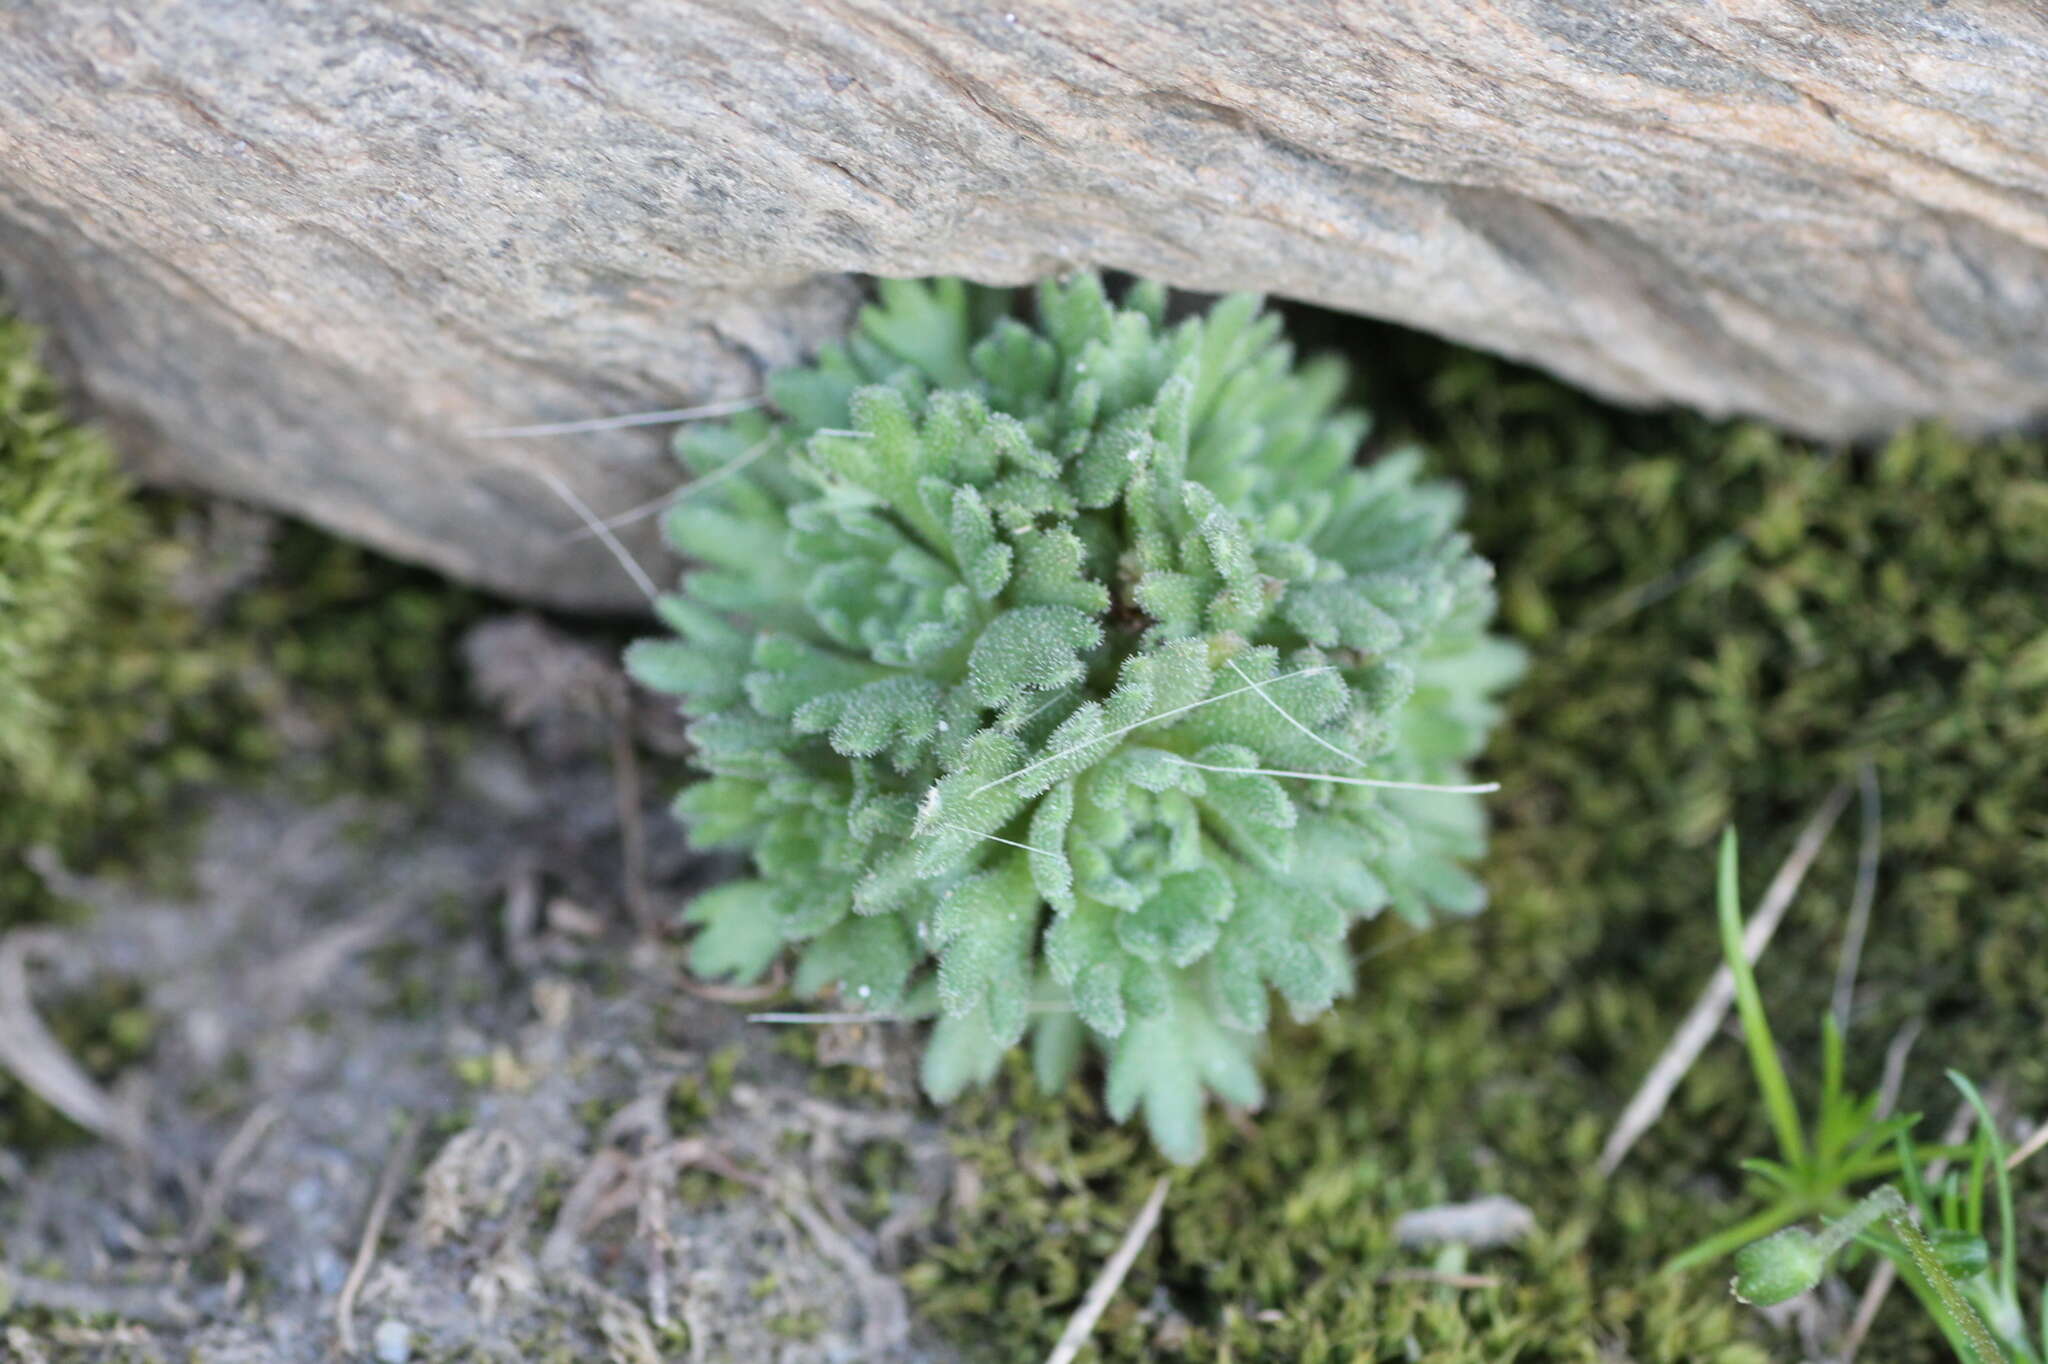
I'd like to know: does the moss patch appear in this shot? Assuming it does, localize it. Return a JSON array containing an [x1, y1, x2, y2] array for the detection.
[[910, 332, 2047, 1360], [1, 310, 491, 1159], [0, 313, 488, 928], [1, 312, 147, 913]]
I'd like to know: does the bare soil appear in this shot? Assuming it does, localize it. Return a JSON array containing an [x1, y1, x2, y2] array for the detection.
[[0, 732, 960, 1364]]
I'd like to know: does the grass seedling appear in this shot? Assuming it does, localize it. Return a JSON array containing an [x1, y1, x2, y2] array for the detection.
[[1666, 831, 1935, 1273], [1675, 830, 2047, 1362]]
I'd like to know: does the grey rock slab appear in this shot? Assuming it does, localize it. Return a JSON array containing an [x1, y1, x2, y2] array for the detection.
[[4, 2, 2046, 609]]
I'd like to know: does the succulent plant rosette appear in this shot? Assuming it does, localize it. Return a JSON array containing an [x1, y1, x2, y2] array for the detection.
[[628, 275, 1519, 1160]]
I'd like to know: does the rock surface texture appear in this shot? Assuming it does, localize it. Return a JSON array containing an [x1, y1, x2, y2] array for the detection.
[[4, 1, 2046, 609]]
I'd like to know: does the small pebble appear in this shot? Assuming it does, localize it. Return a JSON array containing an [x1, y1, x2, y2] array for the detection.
[[1393, 1194, 1536, 1250], [373, 1318, 413, 1364], [311, 1246, 351, 1295]]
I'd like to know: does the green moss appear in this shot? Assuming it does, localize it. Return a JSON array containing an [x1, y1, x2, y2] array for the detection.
[[0, 309, 489, 1159], [213, 523, 486, 793], [0, 312, 488, 928], [531, 1166, 571, 1227], [0, 318, 129, 792], [851, 1138, 913, 1228], [706, 1043, 742, 1101], [911, 329, 2047, 1360], [667, 1074, 714, 1131], [0, 313, 153, 921], [664, 1044, 747, 1133], [765, 1307, 826, 1340]]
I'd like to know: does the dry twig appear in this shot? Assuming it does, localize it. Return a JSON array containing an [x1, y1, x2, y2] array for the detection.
[[1045, 1176, 1171, 1364], [0, 1268, 197, 1327], [1830, 762, 1883, 1028], [671, 960, 788, 1004], [761, 1170, 911, 1355], [335, 1115, 421, 1355], [180, 1101, 283, 1254], [1872, 1020, 1923, 1121], [2006, 1119, 2048, 1174], [534, 467, 658, 603], [500, 858, 544, 970], [1596, 781, 1854, 1176], [0, 930, 145, 1151], [554, 433, 776, 543], [257, 900, 407, 1016], [539, 1146, 636, 1269], [470, 396, 762, 440]]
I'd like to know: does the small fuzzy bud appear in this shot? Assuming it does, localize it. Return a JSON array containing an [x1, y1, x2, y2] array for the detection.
[[1732, 1227, 1826, 1306]]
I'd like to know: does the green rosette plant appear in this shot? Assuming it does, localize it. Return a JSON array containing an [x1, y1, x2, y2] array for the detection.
[[629, 275, 1519, 1160]]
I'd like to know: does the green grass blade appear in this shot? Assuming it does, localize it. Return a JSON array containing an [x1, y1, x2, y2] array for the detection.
[[1716, 829, 1807, 1168], [1819, 1013, 1848, 1161], [1950, 1071, 2018, 1304], [1737, 1158, 1799, 1190], [1667, 1199, 1817, 1275]]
